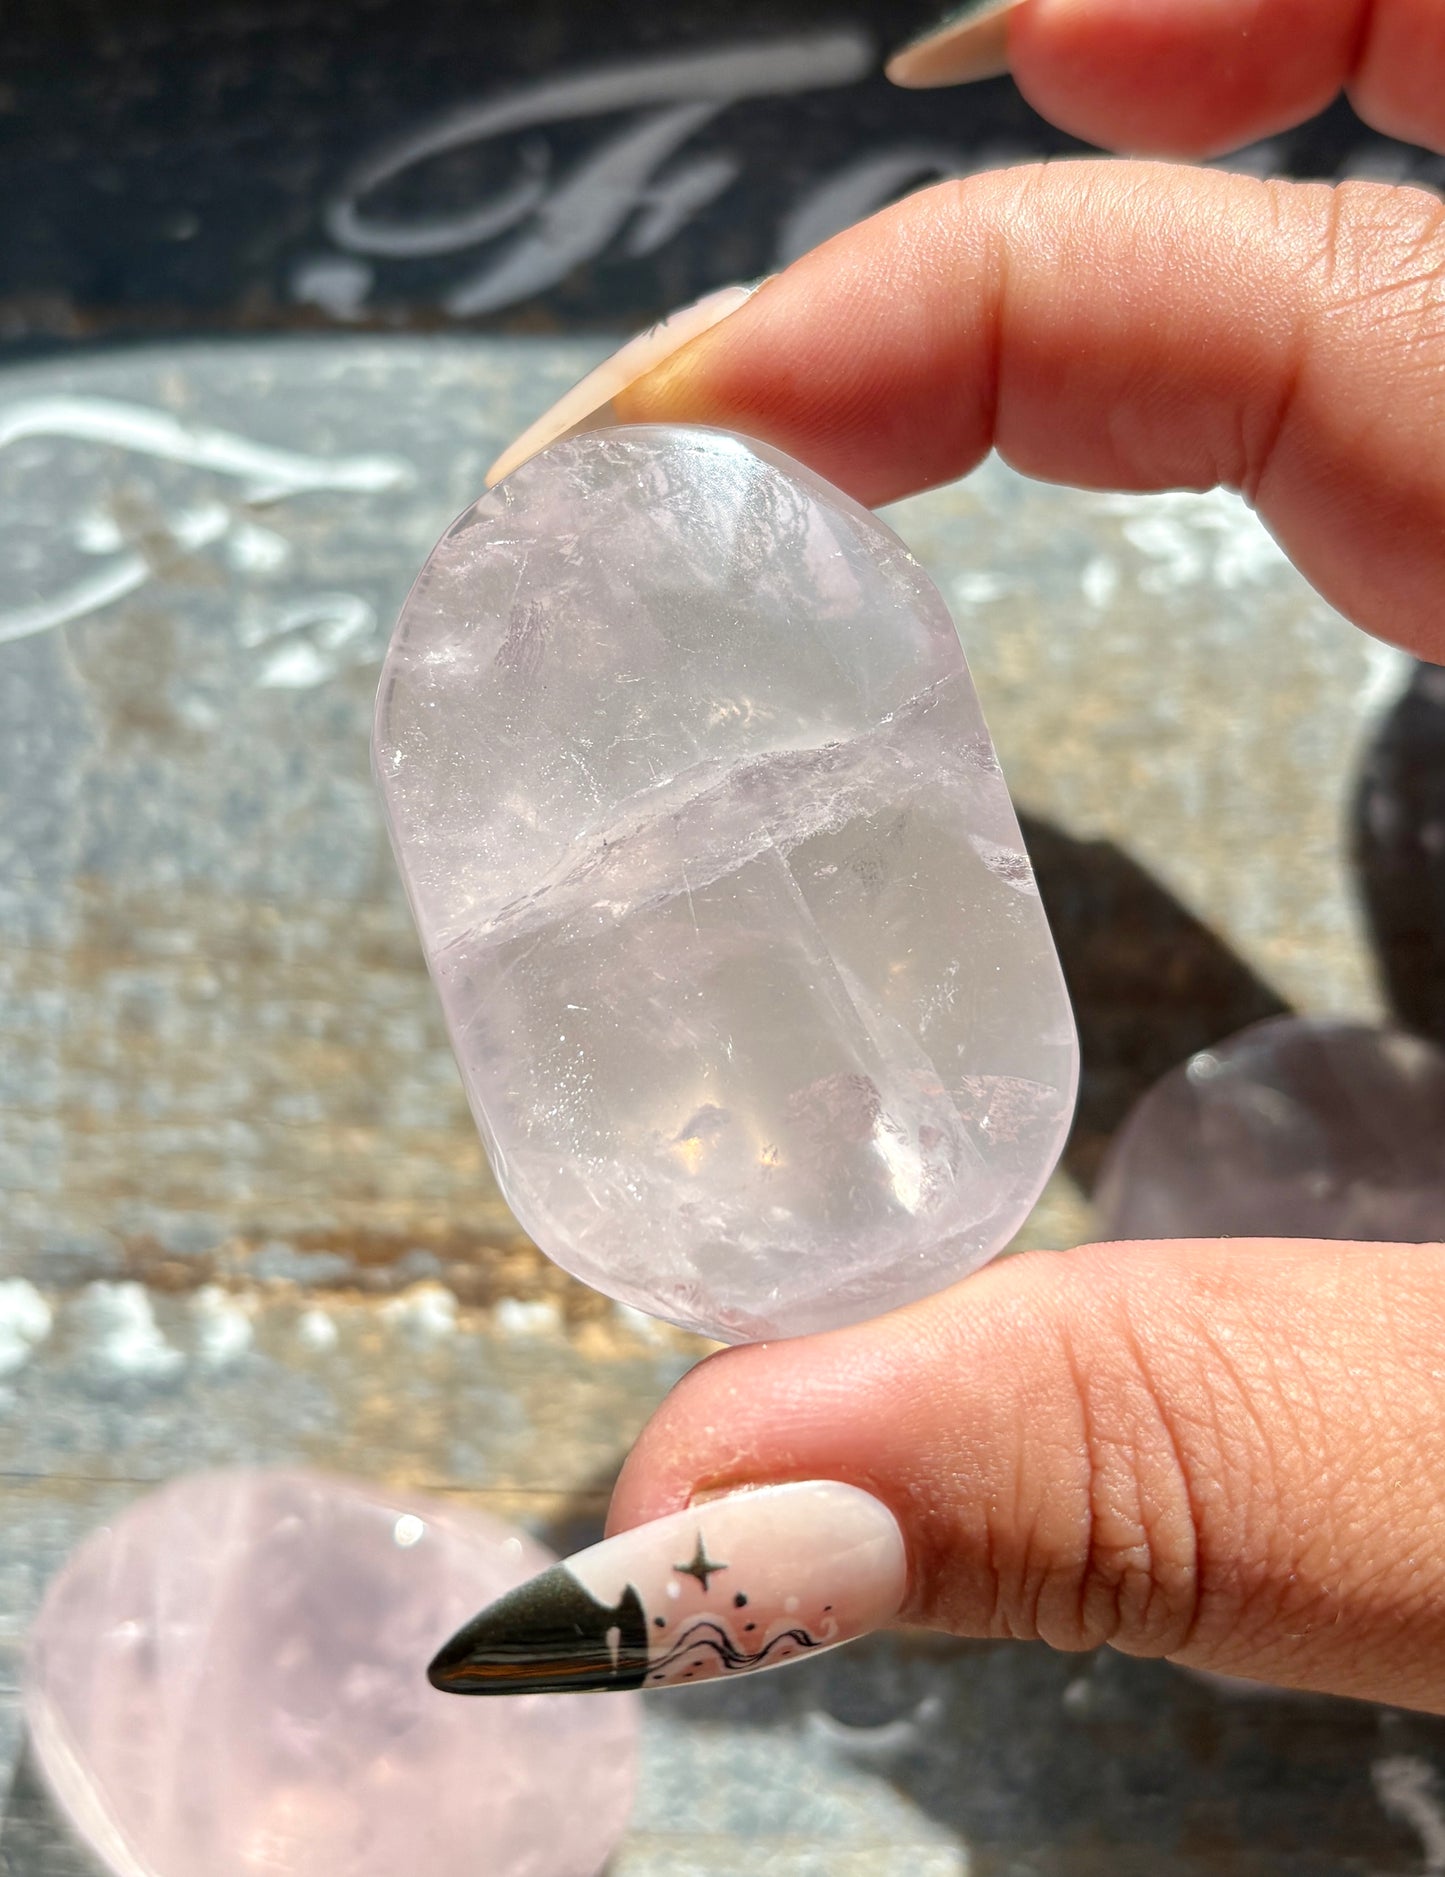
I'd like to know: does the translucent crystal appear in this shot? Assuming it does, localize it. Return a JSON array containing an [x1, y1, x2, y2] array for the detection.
[[24, 1470, 638, 1877], [1095, 1017, 1445, 1240], [375, 427, 1077, 1341]]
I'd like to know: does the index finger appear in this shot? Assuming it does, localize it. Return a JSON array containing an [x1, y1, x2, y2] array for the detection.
[[890, 0, 1445, 161], [613, 163, 1445, 664]]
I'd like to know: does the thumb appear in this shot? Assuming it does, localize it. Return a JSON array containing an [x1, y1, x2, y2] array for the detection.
[[609, 1238, 1445, 1712]]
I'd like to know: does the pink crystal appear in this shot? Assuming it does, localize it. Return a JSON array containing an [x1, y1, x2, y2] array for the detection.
[[373, 427, 1077, 1342], [1094, 1017, 1445, 1241], [24, 1471, 638, 1877]]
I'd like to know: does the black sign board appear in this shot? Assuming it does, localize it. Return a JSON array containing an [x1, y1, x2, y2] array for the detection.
[[0, 0, 1435, 353]]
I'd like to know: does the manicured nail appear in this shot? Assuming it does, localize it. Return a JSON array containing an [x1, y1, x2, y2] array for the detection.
[[886, 0, 1026, 88], [427, 1480, 907, 1695], [485, 282, 763, 487]]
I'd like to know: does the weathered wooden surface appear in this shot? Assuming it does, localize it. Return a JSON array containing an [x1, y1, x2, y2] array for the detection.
[[0, 338, 1441, 1873]]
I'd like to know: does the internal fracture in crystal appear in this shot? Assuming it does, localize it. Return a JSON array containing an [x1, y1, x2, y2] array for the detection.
[[375, 427, 1077, 1341]]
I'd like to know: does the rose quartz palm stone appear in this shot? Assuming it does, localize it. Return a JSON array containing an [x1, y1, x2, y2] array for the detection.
[[374, 426, 1077, 1341], [24, 1471, 638, 1877], [1095, 1016, 1445, 1240]]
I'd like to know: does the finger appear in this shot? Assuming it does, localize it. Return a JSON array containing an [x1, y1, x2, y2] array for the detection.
[[611, 163, 1445, 663], [485, 283, 759, 486], [609, 1238, 1445, 1712], [1354, 0, 1445, 153], [888, 0, 1445, 159], [1013, 0, 1356, 158]]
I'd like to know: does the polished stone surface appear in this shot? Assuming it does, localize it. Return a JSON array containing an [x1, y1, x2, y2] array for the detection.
[[23, 1470, 638, 1877], [375, 427, 1077, 1341], [1094, 1018, 1445, 1241]]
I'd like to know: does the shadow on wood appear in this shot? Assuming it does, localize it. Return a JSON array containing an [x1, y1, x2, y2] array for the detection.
[[1021, 813, 1292, 1194], [1352, 660, 1445, 1051]]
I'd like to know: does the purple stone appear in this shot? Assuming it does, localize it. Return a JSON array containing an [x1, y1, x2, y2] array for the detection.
[[24, 1471, 638, 1877], [1094, 1017, 1445, 1241], [373, 427, 1077, 1342]]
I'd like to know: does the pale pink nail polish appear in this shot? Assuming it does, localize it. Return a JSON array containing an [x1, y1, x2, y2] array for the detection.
[[886, 0, 1025, 89], [485, 281, 762, 488], [427, 1480, 907, 1695]]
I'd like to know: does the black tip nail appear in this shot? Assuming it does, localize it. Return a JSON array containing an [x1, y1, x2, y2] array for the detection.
[[428, 1563, 652, 1696]]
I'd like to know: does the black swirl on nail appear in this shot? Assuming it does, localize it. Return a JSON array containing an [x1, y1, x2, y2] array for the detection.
[[652, 1618, 821, 1678]]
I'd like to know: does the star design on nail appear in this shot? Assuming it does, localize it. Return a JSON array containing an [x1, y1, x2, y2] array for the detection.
[[673, 1533, 727, 1592]]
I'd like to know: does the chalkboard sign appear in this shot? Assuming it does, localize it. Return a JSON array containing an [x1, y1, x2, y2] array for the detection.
[[1, 0, 1438, 351]]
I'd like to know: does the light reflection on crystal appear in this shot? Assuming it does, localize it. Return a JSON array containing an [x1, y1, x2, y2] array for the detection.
[[375, 427, 1077, 1341]]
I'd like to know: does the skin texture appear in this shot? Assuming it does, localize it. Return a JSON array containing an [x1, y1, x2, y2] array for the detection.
[[596, 13, 1445, 1714], [613, 1242, 1445, 1711], [1010, 0, 1445, 158], [616, 165, 1445, 663]]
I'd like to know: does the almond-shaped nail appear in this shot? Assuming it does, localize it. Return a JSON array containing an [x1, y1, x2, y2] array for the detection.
[[886, 0, 1025, 88], [485, 282, 762, 487], [427, 1480, 906, 1695]]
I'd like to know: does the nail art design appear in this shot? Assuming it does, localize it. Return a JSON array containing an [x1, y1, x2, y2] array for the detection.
[[886, 0, 1025, 89], [485, 280, 764, 487], [427, 1480, 906, 1695]]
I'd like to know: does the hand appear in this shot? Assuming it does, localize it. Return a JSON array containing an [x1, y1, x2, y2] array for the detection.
[[887, 0, 1445, 162], [473, 18, 1445, 1714]]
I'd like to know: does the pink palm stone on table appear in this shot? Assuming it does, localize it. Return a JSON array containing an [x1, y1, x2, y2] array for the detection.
[[373, 426, 1078, 1343], [23, 1470, 638, 1877], [1094, 1016, 1445, 1241]]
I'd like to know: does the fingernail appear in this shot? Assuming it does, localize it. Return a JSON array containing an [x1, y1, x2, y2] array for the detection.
[[485, 282, 764, 487], [886, 0, 1025, 88], [427, 1480, 907, 1696]]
